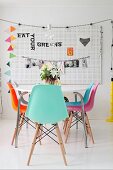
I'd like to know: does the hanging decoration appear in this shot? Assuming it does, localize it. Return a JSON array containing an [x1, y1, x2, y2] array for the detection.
[[9, 53, 16, 58], [7, 44, 14, 51], [79, 38, 90, 46], [64, 59, 80, 68], [45, 24, 54, 40], [5, 26, 16, 33], [22, 56, 90, 69], [5, 37, 11, 43], [6, 61, 10, 67], [4, 70, 11, 76], [9, 26, 16, 32], [5, 25, 16, 83], [57, 61, 65, 73], [5, 35, 16, 43], [67, 47, 74, 56], [82, 58, 88, 68]]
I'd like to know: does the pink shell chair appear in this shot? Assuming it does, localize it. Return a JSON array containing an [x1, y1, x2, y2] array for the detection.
[[65, 82, 99, 148]]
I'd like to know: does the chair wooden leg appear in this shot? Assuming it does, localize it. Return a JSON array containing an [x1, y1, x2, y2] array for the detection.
[[56, 124, 66, 155], [85, 114, 94, 144], [63, 118, 69, 134], [27, 124, 40, 166], [34, 124, 42, 145], [82, 112, 88, 148], [65, 112, 73, 143], [18, 114, 25, 134], [38, 125, 43, 145], [11, 114, 24, 145], [75, 112, 79, 129], [11, 128, 17, 145], [55, 124, 67, 166]]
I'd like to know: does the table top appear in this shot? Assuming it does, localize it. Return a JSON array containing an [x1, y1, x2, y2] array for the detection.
[[15, 84, 87, 93]]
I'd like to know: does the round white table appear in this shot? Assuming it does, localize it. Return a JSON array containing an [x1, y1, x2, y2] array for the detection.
[[15, 84, 87, 93]]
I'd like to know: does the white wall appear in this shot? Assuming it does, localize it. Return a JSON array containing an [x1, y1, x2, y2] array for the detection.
[[0, 0, 113, 119]]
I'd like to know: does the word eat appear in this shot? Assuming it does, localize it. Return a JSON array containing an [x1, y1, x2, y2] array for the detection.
[[17, 33, 30, 38]]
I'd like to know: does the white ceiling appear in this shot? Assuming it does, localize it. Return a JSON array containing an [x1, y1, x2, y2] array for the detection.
[[0, 0, 113, 7]]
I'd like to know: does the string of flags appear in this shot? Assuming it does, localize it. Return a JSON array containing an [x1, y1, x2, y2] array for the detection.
[[0, 18, 112, 28], [5, 26, 16, 78]]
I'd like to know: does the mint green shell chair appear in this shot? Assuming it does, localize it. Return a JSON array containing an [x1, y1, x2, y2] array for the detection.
[[26, 84, 68, 124], [26, 84, 68, 166]]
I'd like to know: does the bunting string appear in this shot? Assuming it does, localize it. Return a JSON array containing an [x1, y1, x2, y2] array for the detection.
[[0, 18, 112, 28]]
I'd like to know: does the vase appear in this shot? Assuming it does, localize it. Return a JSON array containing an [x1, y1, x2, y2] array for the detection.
[[43, 77, 61, 85], [44, 79, 56, 85]]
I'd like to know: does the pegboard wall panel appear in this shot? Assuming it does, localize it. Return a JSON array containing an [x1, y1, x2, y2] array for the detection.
[[10, 25, 102, 85]]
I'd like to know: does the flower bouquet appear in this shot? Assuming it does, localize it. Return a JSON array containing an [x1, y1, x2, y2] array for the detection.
[[40, 62, 60, 84]]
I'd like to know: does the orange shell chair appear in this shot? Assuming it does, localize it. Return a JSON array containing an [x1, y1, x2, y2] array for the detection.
[[7, 82, 27, 145]]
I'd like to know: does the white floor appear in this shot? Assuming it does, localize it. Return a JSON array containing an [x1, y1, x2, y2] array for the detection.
[[0, 118, 113, 169]]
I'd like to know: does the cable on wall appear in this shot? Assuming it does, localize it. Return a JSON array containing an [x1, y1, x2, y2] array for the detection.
[[0, 18, 112, 28]]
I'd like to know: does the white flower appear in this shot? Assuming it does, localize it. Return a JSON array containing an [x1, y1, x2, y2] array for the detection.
[[50, 68, 57, 78], [40, 62, 60, 81]]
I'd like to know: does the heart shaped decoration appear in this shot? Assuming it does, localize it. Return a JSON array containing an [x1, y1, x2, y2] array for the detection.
[[79, 38, 90, 46]]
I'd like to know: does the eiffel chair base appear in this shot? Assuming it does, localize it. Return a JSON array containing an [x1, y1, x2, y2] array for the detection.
[[64, 111, 94, 146], [11, 114, 37, 146], [27, 123, 67, 166]]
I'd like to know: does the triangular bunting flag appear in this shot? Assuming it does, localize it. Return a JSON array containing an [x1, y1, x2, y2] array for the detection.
[[9, 53, 16, 58], [7, 62, 10, 67], [5, 37, 11, 43], [11, 35, 16, 41], [4, 70, 11, 76], [5, 35, 16, 43], [11, 44, 14, 48], [7, 45, 14, 51], [10, 26, 16, 32], [5, 26, 16, 33]]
